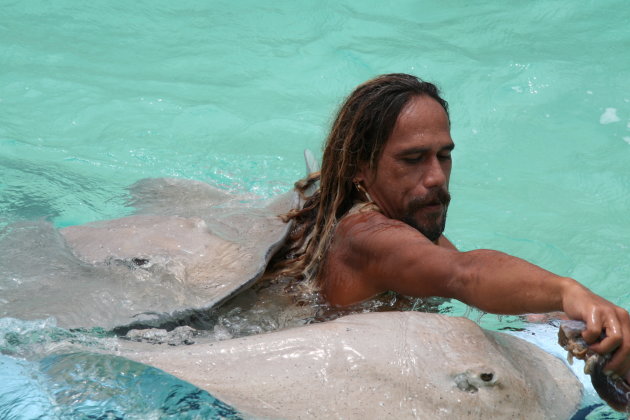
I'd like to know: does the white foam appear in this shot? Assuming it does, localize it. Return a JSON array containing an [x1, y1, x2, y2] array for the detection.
[[599, 108, 620, 124], [623, 137, 630, 145]]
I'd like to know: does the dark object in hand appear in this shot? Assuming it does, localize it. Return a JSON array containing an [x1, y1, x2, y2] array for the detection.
[[558, 320, 630, 412]]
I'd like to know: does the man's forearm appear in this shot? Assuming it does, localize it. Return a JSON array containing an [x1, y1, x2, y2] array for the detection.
[[448, 249, 576, 314]]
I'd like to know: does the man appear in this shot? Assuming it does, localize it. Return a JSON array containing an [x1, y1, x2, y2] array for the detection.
[[276, 73, 630, 378]]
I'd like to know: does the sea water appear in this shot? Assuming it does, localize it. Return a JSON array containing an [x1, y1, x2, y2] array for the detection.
[[1, 0, 629, 418]]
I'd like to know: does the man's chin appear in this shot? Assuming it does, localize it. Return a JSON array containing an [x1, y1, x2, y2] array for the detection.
[[420, 226, 443, 242], [401, 216, 444, 242], [401, 201, 449, 241]]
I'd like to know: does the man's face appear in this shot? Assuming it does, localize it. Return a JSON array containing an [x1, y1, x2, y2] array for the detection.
[[358, 95, 453, 242]]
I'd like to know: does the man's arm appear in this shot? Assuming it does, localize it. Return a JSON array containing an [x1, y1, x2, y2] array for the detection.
[[323, 211, 630, 376]]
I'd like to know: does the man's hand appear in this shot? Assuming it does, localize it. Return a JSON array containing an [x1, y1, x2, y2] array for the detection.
[[561, 280, 630, 377]]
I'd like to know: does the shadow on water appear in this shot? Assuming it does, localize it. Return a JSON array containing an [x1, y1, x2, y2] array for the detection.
[[1, 351, 243, 420], [0, 317, 243, 419]]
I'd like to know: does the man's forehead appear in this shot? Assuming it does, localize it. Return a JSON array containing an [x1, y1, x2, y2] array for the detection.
[[382, 96, 453, 152], [395, 95, 450, 132]]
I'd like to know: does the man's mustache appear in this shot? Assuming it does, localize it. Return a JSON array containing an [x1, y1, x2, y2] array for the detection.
[[407, 189, 451, 212]]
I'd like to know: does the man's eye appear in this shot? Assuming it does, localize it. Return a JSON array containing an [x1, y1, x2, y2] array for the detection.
[[402, 157, 422, 164], [438, 154, 452, 161]]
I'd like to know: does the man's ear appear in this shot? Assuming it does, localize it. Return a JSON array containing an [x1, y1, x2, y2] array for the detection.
[[353, 162, 375, 202], [354, 162, 371, 186]]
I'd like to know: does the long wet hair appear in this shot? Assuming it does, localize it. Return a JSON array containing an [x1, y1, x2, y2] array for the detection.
[[269, 73, 449, 287]]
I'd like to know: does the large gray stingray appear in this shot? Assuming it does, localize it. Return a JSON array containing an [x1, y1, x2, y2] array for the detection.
[[121, 312, 582, 419], [0, 177, 297, 331]]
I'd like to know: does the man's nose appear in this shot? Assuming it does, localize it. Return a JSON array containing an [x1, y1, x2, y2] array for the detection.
[[422, 156, 447, 189]]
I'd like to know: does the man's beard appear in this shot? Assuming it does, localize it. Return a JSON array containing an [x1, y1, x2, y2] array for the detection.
[[401, 189, 451, 242]]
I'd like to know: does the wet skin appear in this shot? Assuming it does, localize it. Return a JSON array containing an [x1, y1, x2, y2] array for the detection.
[[320, 95, 630, 378]]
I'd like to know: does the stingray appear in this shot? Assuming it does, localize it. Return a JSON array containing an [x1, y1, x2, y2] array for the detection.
[[121, 311, 582, 419], [0, 177, 298, 331]]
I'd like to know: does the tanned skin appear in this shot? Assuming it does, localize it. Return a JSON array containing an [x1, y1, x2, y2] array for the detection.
[[320, 95, 630, 377]]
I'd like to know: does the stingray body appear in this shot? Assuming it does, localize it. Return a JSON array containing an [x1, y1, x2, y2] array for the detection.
[[0, 178, 297, 331], [123, 312, 582, 419]]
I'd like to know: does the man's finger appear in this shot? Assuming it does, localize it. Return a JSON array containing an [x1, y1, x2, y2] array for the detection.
[[588, 322, 622, 355], [601, 339, 629, 374], [581, 311, 604, 345], [602, 310, 630, 375]]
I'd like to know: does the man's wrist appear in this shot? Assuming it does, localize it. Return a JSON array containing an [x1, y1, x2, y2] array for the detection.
[[558, 276, 588, 314]]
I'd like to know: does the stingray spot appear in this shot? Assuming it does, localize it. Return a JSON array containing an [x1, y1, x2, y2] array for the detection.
[[132, 257, 150, 266], [480, 372, 493, 382]]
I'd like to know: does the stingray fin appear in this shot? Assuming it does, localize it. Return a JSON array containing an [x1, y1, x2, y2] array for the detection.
[[126, 178, 232, 215], [303, 149, 320, 198], [304, 149, 320, 175]]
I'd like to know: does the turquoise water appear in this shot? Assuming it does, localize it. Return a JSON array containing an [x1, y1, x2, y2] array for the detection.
[[1, 0, 629, 417]]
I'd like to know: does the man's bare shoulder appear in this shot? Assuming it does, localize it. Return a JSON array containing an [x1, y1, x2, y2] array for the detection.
[[322, 210, 456, 306], [335, 210, 440, 252], [328, 209, 437, 277], [321, 210, 409, 305]]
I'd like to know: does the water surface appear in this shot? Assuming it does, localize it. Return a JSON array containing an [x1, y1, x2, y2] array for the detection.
[[1, 0, 629, 417]]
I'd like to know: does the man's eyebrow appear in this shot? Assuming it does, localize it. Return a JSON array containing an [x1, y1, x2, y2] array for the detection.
[[396, 143, 455, 156], [396, 147, 429, 157]]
